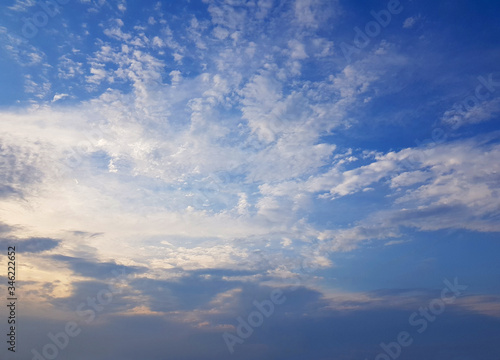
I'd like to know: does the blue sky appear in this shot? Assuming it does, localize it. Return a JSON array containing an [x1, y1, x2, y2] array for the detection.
[[1, 0, 500, 359]]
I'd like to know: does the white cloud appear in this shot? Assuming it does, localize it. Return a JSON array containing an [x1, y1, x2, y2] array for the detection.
[[58, 55, 84, 79], [288, 39, 308, 60], [294, 0, 337, 28], [390, 170, 432, 189], [52, 93, 69, 102], [403, 15, 420, 29], [312, 37, 334, 57], [169, 70, 182, 86], [152, 36, 164, 47], [104, 26, 132, 41], [24, 74, 51, 98], [7, 0, 36, 11], [87, 66, 107, 84], [213, 26, 230, 40], [255, 0, 273, 19], [442, 97, 500, 128], [206, 0, 247, 30]]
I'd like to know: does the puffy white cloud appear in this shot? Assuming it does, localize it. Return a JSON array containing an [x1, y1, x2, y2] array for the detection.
[[288, 39, 308, 60]]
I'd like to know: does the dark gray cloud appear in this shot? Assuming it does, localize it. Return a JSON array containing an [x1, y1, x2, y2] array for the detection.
[[0, 184, 18, 197], [51, 255, 147, 279], [0, 221, 14, 234], [22, 237, 61, 252], [70, 231, 104, 238], [128, 271, 326, 322], [49, 279, 134, 315], [130, 273, 242, 312], [0, 237, 60, 252]]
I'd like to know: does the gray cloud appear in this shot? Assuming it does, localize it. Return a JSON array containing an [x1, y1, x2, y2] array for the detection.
[[0, 237, 60, 253], [51, 255, 147, 279], [0, 142, 44, 199]]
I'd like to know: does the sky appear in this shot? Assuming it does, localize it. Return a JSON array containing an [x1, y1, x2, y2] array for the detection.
[[1, 0, 500, 359]]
